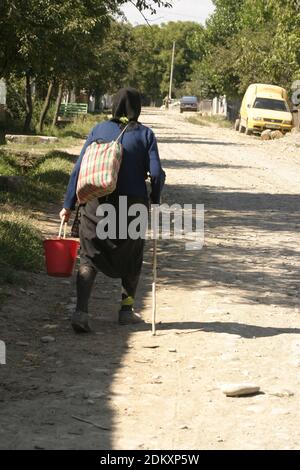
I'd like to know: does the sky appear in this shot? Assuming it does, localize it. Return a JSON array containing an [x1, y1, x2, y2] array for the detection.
[[121, 0, 215, 26]]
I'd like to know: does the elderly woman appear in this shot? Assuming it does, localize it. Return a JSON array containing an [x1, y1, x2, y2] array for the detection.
[[60, 88, 165, 333]]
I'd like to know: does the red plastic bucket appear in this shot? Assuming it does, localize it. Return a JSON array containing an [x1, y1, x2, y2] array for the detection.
[[43, 238, 80, 277]]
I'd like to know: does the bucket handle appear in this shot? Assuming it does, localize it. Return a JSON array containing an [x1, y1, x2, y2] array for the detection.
[[58, 218, 67, 239]]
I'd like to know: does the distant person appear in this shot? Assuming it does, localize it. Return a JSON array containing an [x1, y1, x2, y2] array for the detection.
[[164, 95, 170, 109], [60, 87, 165, 333]]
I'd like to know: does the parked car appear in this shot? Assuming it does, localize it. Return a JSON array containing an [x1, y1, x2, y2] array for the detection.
[[235, 84, 293, 135], [180, 96, 198, 113]]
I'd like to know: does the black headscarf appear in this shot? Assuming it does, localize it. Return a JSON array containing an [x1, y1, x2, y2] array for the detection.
[[111, 87, 142, 124]]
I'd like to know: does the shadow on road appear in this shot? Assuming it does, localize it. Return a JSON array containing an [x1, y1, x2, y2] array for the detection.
[[160, 159, 248, 170], [153, 321, 300, 338], [158, 137, 242, 146], [156, 181, 300, 310]]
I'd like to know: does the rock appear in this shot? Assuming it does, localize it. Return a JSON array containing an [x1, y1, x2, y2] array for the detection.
[[152, 375, 161, 380], [41, 336, 56, 343], [16, 341, 30, 347], [27, 290, 36, 296], [179, 425, 189, 430], [5, 134, 58, 145], [261, 129, 272, 141], [87, 399, 95, 405], [43, 324, 58, 330], [270, 130, 284, 140], [168, 348, 177, 353], [151, 375, 163, 384], [221, 383, 260, 397]]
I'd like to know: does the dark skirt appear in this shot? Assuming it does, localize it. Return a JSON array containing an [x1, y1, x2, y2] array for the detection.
[[78, 194, 148, 279]]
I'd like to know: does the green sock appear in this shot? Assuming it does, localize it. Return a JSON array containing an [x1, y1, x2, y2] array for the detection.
[[121, 296, 134, 307]]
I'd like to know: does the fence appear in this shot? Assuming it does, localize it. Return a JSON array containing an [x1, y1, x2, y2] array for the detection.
[[198, 98, 241, 121], [198, 99, 213, 115]]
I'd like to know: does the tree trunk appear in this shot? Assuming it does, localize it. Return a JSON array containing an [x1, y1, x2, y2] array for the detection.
[[37, 80, 54, 134], [52, 81, 64, 127], [23, 73, 33, 133]]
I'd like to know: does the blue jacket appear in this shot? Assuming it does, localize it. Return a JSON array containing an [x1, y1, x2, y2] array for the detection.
[[63, 120, 165, 210]]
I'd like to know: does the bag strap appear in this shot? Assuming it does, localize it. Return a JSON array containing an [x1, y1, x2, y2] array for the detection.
[[114, 123, 130, 144]]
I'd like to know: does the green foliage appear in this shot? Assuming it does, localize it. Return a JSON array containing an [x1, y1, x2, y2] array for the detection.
[[126, 21, 205, 102], [43, 114, 107, 140], [0, 150, 23, 176], [0, 213, 44, 278], [0, 149, 75, 283], [0, 113, 105, 283], [5, 76, 26, 122], [1, 0, 300, 125], [188, 0, 300, 99], [0, 151, 74, 207], [0, 1, 173, 130]]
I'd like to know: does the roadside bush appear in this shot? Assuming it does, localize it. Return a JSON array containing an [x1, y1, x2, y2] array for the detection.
[[0, 213, 43, 281]]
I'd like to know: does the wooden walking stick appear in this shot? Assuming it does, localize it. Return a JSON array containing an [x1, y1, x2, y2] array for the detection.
[[152, 204, 158, 336], [152, 237, 157, 336]]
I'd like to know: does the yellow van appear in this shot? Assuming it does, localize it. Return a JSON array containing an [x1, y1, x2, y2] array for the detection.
[[235, 84, 293, 135]]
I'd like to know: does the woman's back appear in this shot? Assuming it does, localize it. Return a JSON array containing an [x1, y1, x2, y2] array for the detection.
[[90, 120, 155, 200]]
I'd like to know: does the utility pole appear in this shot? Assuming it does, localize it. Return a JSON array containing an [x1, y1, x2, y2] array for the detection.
[[168, 41, 176, 106]]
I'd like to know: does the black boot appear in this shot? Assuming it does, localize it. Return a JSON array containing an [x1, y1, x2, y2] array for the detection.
[[118, 305, 144, 325], [71, 310, 91, 333]]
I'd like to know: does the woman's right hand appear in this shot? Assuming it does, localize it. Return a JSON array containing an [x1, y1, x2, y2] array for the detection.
[[59, 208, 72, 223]]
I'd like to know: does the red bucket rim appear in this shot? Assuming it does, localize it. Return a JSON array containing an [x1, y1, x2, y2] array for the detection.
[[43, 237, 80, 243]]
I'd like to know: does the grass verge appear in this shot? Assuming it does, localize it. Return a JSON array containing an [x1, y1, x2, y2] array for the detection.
[[0, 150, 74, 207], [0, 115, 107, 284], [43, 113, 107, 140], [0, 150, 75, 284], [187, 114, 233, 128], [0, 212, 43, 274]]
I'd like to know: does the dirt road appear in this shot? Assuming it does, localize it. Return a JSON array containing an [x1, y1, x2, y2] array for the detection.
[[1, 109, 300, 450]]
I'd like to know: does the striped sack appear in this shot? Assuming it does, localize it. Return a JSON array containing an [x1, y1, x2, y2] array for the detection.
[[76, 124, 129, 204]]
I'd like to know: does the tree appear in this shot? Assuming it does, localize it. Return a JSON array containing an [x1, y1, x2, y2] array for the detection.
[[0, 0, 173, 131], [123, 22, 205, 103], [189, 0, 300, 99]]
